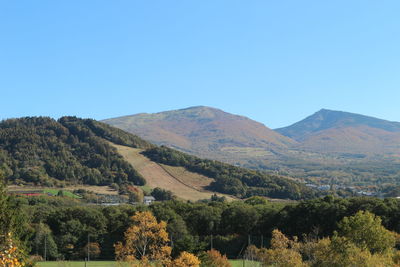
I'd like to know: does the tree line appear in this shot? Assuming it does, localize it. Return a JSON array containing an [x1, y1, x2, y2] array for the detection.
[[5, 192, 400, 262]]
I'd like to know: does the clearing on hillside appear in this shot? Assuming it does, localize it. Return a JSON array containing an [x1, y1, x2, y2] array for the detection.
[[111, 143, 234, 201]]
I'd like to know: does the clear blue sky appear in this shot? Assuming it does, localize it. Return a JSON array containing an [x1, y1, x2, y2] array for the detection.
[[1, 1, 400, 128]]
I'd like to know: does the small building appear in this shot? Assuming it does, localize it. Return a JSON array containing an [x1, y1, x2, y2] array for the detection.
[[143, 196, 155, 205]]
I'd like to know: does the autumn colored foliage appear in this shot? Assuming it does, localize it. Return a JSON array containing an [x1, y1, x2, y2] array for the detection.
[[114, 211, 172, 264], [199, 249, 231, 267], [0, 233, 24, 267], [172, 251, 201, 267], [251, 211, 400, 267]]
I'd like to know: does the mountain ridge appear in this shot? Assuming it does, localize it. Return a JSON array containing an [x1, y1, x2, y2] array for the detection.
[[276, 109, 400, 155], [276, 108, 400, 141], [102, 106, 400, 188], [102, 106, 296, 162]]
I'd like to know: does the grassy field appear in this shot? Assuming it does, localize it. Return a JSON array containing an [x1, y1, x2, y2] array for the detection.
[[37, 260, 260, 267], [43, 189, 81, 198]]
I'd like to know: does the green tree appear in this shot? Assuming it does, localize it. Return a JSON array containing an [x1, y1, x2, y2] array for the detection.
[[337, 210, 396, 254], [33, 223, 59, 260]]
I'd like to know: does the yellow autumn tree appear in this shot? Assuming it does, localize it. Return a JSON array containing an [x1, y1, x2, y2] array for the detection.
[[172, 251, 201, 267], [257, 229, 307, 267], [114, 211, 171, 265]]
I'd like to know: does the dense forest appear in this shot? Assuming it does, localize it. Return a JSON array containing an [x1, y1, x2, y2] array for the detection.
[[0, 117, 152, 186], [142, 146, 316, 199], [5, 191, 400, 262]]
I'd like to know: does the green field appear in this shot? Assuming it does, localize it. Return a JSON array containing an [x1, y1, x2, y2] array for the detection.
[[36, 260, 260, 267], [43, 189, 81, 198]]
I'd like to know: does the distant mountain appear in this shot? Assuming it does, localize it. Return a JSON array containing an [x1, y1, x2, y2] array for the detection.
[[103, 106, 296, 163], [276, 109, 400, 155], [103, 107, 400, 188]]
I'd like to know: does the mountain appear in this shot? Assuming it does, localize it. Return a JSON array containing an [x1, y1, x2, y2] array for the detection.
[[276, 109, 400, 155], [0, 116, 313, 200], [102, 106, 296, 164], [103, 107, 400, 188]]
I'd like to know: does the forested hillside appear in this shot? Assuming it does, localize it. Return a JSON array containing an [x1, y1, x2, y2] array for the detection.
[[0, 117, 152, 186], [142, 146, 316, 199], [0, 116, 316, 200]]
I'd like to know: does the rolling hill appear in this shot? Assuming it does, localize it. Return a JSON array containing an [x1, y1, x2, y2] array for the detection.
[[0, 116, 313, 200]]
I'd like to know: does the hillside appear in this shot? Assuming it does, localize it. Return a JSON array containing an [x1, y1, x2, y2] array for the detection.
[[141, 145, 316, 199], [276, 109, 400, 155], [0, 116, 153, 186], [0, 116, 312, 200], [111, 143, 235, 201], [102, 106, 296, 163]]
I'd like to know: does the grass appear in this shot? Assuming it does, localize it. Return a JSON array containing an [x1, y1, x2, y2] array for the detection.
[[37, 262, 118, 267], [43, 189, 81, 199], [111, 143, 234, 201], [230, 260, 261, 267], [37, 260, 261, 267], [138, 185, 153, 195]]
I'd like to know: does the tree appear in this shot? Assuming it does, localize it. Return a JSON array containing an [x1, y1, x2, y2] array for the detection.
[[337, 210, 396, 254], [310, 236, 394, 267], [172, 251, 201, 267], [0, 177, 27, 266], [33, 223, 58, 260], [220, 203, 259, 234], [126, 186, 144, 203], [0, 233, 24, 267], [114, 211, 171, 263], [82, 242, 101, 260], [151, 188, 175, 201], [256, 229, 306, 267], [199, 249, 231, 267]]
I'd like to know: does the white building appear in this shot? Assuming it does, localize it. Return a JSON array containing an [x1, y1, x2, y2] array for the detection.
[[144, 196, 155, 205]]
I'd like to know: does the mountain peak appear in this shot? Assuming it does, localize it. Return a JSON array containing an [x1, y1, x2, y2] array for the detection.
[[276, 109, 400, 141], [103, 106, 296, 163]]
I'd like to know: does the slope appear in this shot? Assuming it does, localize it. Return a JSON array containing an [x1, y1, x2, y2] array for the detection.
[[111, 143, 234, 201]]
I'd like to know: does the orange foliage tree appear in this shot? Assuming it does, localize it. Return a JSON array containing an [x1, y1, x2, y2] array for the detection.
[[172, 251, 201, 267], [200, 249, 231, 267]]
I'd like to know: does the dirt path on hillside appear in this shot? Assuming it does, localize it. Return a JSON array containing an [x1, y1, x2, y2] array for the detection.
[[111, 143, 234, 201]]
